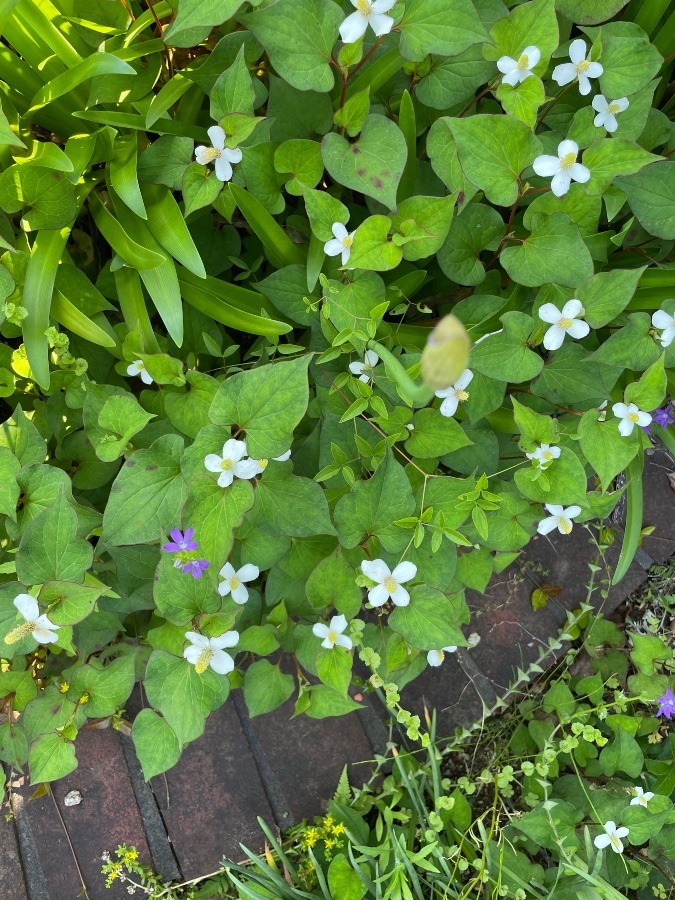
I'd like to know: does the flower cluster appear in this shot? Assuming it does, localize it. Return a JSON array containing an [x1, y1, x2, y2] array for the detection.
[[162, 527, 210, 579], [204, 439, 290, 487]]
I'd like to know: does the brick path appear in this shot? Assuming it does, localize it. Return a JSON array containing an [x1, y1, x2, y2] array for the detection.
[[2, 453, 673, 900]]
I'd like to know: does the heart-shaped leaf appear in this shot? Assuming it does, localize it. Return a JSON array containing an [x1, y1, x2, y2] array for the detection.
[[321, 115, 407, 211]]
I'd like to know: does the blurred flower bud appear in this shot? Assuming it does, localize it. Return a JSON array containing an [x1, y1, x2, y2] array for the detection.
[[421, 314, 471, 390]]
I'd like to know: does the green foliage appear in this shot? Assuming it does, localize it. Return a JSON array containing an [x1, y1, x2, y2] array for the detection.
[[0, 0, 672, 788]]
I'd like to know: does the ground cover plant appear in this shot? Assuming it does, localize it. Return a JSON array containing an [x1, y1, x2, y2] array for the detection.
[[0, 0, 674, 788]]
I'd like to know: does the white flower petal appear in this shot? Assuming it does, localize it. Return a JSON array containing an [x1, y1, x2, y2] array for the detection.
[[564, 505, 581, 519], [561, 298, 582, 318], [594, 833, 611, 849], [570, 162, 590, 184], [340, 11, 369, 43], [538, 303, 562, 324], [222, 439, 246, 462], [361, 558, 391, 582], [652, 309, 674, 329], [211, 630, 239, 649], [194, 146, 210, 165], [427, 649, 444, 667], [214, 156, 233, 182], [592, 94, 608, 113], [558, 139, 579, 159], [372, 0, 396, 12], [551, 62, 576, 86], [618, 417, 635, 437], [455, 369, 473, 390], [223, 147, 243, 164], [568, 39, 587, 64], [364, 349, 380, 368], [348, 360, 365, 375], [370, 12, 394, 36], [543, 325, 566, 351], [207, 125, 226, 149], [550, 170, 572, 197], [330, 614, 348, 633], [231, 583, 249, 604], [210, 649, 235, 674], [184, 645, 201, 665], [368, 584, 390, 607], [14, 593, 39, 621], [660, 325, 675, 347], [233, 458, 261, 480], [391, 561, 417, 584], [185, 631, 210, 648], [390, 585, 410, 607], [578, 73, 591, 95], [586, 62, 603, 79], [497, 55, 517, 75], [612, 402, 630, 418], [532, 155, 561, 177], [204, 453, 224, 472], [238, 564, 259, 583], [324, 237, 344, 257], [332, 222, 349, 241], [545, 504, 565, 515], [636, 411, 652, 427], [501, 68, 522, 86], [537, 515, 559, 536], [219, 561, 236, 580], [335, 633, 353, 650], [524, 46, 540, 67], [566, 319, 590, 340], [439, 395, 459, 417], [313, 623, 330, 639], [217, 469, 235, 488], [126, 362, 141, 376]]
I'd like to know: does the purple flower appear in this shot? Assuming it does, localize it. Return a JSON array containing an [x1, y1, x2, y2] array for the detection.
[[182, 559, 210, 579], [163, 528, 198, 553], [656, 688, 675, 720], [652, 406, 674, 429]]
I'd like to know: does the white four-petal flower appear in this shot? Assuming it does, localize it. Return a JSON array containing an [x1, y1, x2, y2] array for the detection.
[[630, 787, 655, 808], [435, 369, 473, 418], [195, 125, 243, 182], [361, 559, 417, 607], [218, 562, 260, 604], [537, 504, 581, 536], [5, 594, 60, 645], [612, 402, 652, 437], [532, 140, 590, 198], [313, 614, 353, 650], [497, 45, 541, 86], [349, 349, 380, 383], [538, 298, 590, 350], [593, 821, 629, 854], [592, 95, 629, 133], [526, 444, 561, 469], [427, 646, 458, 667], [652, 308, 675, 348], [552, 39, 603, 95], [245, 446, 291, 476], [324, 223, 356, 266], [126, 360, 153, 385], [184, 630, 239, 674], [339, 0, 396, 44], [204, 439, 261, 488]]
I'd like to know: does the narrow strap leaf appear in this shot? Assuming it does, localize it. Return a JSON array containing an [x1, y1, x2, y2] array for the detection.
[[110, 133, 147, 220], [612, 450, 644, 585], [28, 54, 135, 113], [141, 181, 206, 278], [229, 182, 305, 269]]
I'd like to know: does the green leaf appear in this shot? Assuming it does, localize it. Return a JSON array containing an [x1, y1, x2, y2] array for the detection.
[[247, 466, 336, 537], [405, 409, 472, 458], [555, 0, 629, 25], [398, 0, 488, 62], [426, 117, 477, 202], [131, 709, 181, 780], [389, 586, 466, 650], [68, 656, 136, 718], [144, 650, 230, 745], [437, 203, 503, 286], [243, 660, 294, 716], [599, 726, 643, 778], [229, 182, 304, 268], [110, 133, 146, 220], [448, 114, 542, 207], [29, 733, 77, 784], [485, 0, 558, 69], [597, 21, 663, 98], [500, 214, 593, 288], [0, 165, 77, 230], [303, 188, 350, 243], [327, 854, 366, 900], [624, 355, 666, 411], [616, 161, 675, 240], [416, 46, 493, 110], [153, 553, 221, 625], [582, 139, 659, 195], [0, 404, 47, 467], [321, 115, 407, 211], [182, 163, 222, 217], [316, 647, 352, 695], [532, 344, 617, 406], [210, 46, 255, 119], [209, 355, 311, 459], [138, 135, 194, 191], [577, 408, 640, 491], [515, 448, 588, 507], [41, 581, 105, 626], [592, 313, 661, 371], [511, 397, 559, 445], [523, 183, 601, 236], [183, 476, 254, 568], [348, 215, 402, 272], [141, 181, 206, 279], [240, 0, 343, 93], [305, 684, 362, 718], [237, 625, 280, 656], [101, 435, 187, 546], [0, 447, 20, 520], [163, 0, 245, 47], [471, 312, 543, 383], [28, 53, 135, 113], [16, 491, 93, 584], [334, 450, 415, 553], [629, 632, 671, 676], [333, 86, 370, 137], [496, 77, 545, 128], [93, 394, 155, 463], [305, 549, 362, 619], [274, 139, 324, 196], [391, 194, 456, 262], [164, 370, 220, 438], [577, 266, 645, 329]]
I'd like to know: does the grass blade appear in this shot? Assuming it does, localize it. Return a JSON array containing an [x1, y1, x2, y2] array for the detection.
[[397, 89, 416, 203], [145, 72, 194, 128], [110, 133, 146, 219], [141, 181, 206, 278], [612, 450, 644, 585], [51, 290, 117, 349], [28, 53, 135, 114], [22, 227, 71, 389], [88, 193, 165, 269], [345, 48, 403, 101], [229, 182, 304, 269], [72, 109, 206, 140], [113, 267, 161, 354]]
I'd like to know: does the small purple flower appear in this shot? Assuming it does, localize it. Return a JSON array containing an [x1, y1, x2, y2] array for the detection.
[[163, 528, 198, 553], [652, 406, 674, 429], [182, 559, 210, 579], [656, 688, 675, 720]]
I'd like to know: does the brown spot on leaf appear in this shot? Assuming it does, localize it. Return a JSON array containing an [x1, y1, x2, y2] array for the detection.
[[357, 168, 366, 177], [146, 465, 157, 471], [351, 145, 361, 154], [370, 176, 383, 189]]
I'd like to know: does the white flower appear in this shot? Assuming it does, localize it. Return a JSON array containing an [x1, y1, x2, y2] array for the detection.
[[324, 223, 355, 266], [126, 359, 153, 385], [526, 444, 561, 469], [349, 349, 379, 383], [537, 504, 581, 536], [246, 447, 291, 476], [593, 821, 629, 854], [630, 787, 654, 808], [195, 125, 242, 182], [183, 630, 239, 675], [552, 39, 603, 95], [4, 594, 60, 645], [497, 45, 541, 86], [217, 562, 259, 604], [435, 369, 473, 418], [652, 308, 675, 348], [612, 402, 652, 437], [361, 558, 417, 607], [312, 614, 353, 650], [204, 439, 261, 488], [532, 140, 590, 198], [538, 298, 590, 350], [592, 95, 629, 133], [427, 646, 457, 667], [339, 0, 396, 44]]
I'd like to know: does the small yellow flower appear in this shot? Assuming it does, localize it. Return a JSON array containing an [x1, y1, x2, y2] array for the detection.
[[324, 838, 336, 850], [332, 821, 345, 835]]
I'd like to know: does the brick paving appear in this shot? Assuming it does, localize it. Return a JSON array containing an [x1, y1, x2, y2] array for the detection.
[[2, 454, 672, 899]]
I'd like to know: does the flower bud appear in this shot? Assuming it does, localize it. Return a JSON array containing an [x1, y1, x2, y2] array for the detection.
[[421, 314, 471, 391]]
